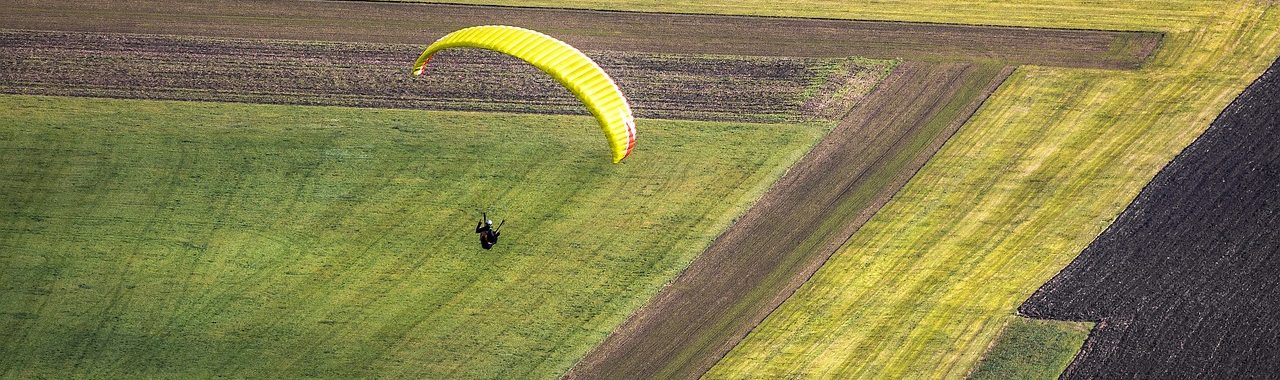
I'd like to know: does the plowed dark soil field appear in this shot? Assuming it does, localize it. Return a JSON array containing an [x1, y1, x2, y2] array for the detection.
[[0, 0, 1157, 68], [1020, 56, 1280, 378], [0, 30, 886, 123]]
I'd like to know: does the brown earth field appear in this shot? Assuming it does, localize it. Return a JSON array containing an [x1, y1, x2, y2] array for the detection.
[[0, 0, 1157, 68], [0, 1, 1161, 378], [1018, 56, 1280, 379], [0, 30, 889, 123]]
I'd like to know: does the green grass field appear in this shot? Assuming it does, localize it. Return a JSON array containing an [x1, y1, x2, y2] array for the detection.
[[452, 0, 1280, 377], [0, 95, 825, 378], [968, 318, 1091, 380]]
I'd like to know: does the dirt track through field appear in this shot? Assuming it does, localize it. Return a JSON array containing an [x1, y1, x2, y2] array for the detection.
[[0, 1, 1160, 378]]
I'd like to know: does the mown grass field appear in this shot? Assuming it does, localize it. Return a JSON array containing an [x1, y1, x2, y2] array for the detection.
[[453, 0, 1280, 377], [0, 95, 825, 378]]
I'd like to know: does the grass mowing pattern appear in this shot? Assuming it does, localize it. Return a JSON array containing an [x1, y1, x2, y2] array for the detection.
[[0, 95, 824, 378], [452, 0, 1280, 377], [967, 318, 1090, 380]]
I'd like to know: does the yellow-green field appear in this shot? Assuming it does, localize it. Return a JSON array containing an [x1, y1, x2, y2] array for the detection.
[[0, 95, 824, 378], [451, 0, 1280, 377]]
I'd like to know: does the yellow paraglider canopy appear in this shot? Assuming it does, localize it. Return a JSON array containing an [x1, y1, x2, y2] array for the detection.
[[412, 25, 636, 163]]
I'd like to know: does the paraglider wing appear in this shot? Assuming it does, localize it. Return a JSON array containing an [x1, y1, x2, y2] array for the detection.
[[412, 25, 636, 163]]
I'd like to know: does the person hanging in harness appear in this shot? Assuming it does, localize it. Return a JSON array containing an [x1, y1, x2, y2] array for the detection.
[[475, 212, 503, 250]]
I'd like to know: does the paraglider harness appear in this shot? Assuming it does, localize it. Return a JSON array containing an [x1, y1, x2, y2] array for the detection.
[[476, 212, 503, 250]]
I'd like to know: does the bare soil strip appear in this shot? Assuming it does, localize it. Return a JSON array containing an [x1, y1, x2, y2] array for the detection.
[[0, 30, 885, 122], [568, 61, 1014, 379], [1018, 56, 1280, 379], [0, 0, 1156, 68]]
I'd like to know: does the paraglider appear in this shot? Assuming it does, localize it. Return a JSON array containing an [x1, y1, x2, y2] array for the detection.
[[411, 25, 636, 163], [475, 212, 503, 250]]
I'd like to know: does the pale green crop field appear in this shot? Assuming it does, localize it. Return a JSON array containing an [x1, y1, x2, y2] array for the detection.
[[0, 95, 824, 378], [451, 0, 1280, 378], [968, 318, 1091, 380]]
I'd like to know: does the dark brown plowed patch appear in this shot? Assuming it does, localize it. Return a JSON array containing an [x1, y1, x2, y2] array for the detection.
[[568, 61, 1015, 379], [0, 0, 1157, 69]]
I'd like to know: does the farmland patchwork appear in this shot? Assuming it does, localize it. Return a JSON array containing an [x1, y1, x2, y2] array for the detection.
[[2, 0, 1277, 379]]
